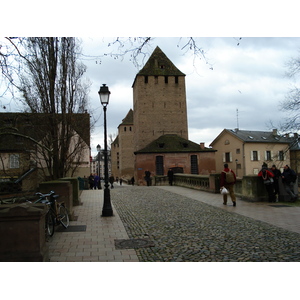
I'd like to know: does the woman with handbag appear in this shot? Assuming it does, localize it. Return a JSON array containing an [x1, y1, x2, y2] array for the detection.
[[258, 163, 276, 202], [220, 163, 237, 206]]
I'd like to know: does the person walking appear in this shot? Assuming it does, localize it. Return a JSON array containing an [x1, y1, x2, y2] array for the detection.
[[88, 173, 94, 190], [167, 168, 174, 186], [220, 163, 237, 206], [109, 174, 115, 189], [131, 176, 135, 185], [258, 164, 276, 202], [281, 165, 298, 202], [144, 170, 151, 186], [93, 173, 100, 190]]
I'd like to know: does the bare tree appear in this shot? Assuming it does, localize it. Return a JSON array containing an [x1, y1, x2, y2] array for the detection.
[[84, 37, 217, 70], [13, 37, 91, 180], [281, 51, 300, 132]]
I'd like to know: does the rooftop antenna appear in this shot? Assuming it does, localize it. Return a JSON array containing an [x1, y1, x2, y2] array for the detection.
[[236, 108, 239, 129]]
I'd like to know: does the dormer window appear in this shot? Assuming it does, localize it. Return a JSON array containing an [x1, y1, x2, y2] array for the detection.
[[158, 143, 165, 148], [182, 142, 188, 148]]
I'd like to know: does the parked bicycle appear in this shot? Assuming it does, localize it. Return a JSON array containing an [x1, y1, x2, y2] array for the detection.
[[34, 191, 69, 237]]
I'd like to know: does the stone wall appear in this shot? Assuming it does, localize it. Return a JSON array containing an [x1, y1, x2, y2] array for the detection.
[[0, 203, 49, 261]]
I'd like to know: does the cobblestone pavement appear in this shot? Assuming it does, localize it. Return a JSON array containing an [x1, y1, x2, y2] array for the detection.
[[111, 186, 300, 262]]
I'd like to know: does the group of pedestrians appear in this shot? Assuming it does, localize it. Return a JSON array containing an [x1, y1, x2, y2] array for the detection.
[[88, 173, 118, 189], [258, 164, 298, 202], [88, 173, 102, 190], [220, 163, 298, 206]]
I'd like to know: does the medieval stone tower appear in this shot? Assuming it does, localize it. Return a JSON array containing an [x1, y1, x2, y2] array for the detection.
[[132, 46, 188, 152], [111, 46, 192, 182]]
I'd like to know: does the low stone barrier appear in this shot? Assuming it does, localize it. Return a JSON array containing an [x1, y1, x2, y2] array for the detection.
[[39, 180, 74, 220], [0, 203, 49, 262], [155, 173, 298, 202], [59, 177, 81, 206]]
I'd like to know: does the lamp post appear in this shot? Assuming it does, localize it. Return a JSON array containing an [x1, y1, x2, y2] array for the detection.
[[98, 84, 113, 217], [96, 144, 102, 190]]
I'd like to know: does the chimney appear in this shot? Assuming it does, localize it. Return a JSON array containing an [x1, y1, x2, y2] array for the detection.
[[272, 129, 278, 136], [200, 142, 205, 149]]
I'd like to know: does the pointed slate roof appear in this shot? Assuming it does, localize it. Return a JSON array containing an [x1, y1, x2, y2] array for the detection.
[[134, 134, 215, 154], [118, 109, 133, 127], [137, 46, 185, 77]]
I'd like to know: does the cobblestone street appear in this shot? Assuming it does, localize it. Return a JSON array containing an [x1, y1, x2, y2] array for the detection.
[[111, 186, 300, 262]]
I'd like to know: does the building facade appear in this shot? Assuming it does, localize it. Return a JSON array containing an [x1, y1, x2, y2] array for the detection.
[[0, 112, 91, 191], [210, 128, 295, 177]]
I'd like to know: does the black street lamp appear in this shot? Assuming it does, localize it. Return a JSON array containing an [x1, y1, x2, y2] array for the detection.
[[96, 144, 102, 190], [98, 84, 113, 217]]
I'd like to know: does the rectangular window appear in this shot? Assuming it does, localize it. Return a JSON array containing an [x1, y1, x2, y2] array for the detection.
[[144, 76, 148, 83], [251, 150, 260, 161], [223, 152, 232, 162], [265, 150, 272, 161], [175, 76, 179, 84], [191, 155, 199, 174], [278, 151, 284, 161], [156, 156, 164, 175], [225, 152, 232, 162], [164, 76, 168, 83], [155, 76, 158, 84], [236, 148, 240, 154], [10, 154, 20, 169]]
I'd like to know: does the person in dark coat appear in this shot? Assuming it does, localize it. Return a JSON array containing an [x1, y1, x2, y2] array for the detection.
[[131, 176, 135, 185], [88, 173, 94, 190], [144, 170, 151, 186], [167, 168, 174, 186], [109, 175, 115, 189], [258, 164, 276, 202], [271, 165, 281, 201], [281, 165, 297, 202], [93, 174, 100, 190]]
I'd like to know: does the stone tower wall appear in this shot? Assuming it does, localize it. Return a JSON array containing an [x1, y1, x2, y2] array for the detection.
[[133, 75, 188, 152], [118, 124, 134, 180]]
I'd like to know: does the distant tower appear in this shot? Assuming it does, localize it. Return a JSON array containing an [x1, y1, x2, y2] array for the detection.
[[132, 46, 188, 152]]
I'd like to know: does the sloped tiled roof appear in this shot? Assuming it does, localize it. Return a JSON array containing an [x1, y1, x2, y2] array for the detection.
[[111, 135, 119, 145], [0, 112, 90, 151], [210, 129, 296, 146], [135, 134, 215, 154]]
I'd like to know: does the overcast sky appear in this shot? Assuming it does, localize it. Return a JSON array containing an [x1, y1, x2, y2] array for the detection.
[[81, 37, 300, 155]]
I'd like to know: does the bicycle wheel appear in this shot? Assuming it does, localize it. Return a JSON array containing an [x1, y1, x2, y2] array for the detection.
[[45, 211, 55, 237], [58, 205, 69, 228]]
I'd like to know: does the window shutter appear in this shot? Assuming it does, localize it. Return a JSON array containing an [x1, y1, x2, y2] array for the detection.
[[229, 152, 232, 162], [223, 153, 226, 162], [250, 151, 253, 161], [258, 151, 260, 161]]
